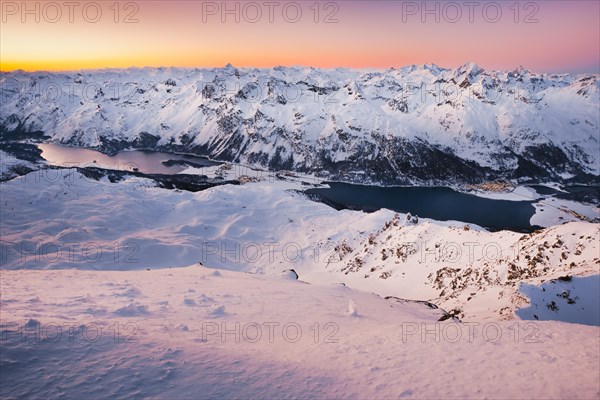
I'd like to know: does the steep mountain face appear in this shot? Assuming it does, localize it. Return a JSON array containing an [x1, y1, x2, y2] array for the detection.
[[1, 63, 598, 184]]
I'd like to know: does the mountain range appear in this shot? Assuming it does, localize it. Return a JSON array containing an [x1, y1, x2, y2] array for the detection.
[[1, 63, 598, 184]]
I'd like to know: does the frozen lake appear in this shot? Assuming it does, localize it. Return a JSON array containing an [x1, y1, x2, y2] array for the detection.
[[38, 143, 220, 175]]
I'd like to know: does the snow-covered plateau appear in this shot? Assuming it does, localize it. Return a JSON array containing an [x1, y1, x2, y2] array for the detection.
[[1, 266, 599, 399]]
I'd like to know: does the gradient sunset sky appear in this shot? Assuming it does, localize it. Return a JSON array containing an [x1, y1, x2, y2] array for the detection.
[[1, 0, 599, 73]]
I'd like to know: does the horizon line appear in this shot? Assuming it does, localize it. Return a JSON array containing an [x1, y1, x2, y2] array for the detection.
[[2, 63, 599, 76]]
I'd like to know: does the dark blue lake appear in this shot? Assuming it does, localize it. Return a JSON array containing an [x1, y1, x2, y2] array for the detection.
[[306, 182, 539, 232]]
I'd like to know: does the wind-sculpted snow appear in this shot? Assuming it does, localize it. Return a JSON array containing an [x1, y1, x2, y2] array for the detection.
[[1, 63, 599, 184], [2, 266, 599, 399]]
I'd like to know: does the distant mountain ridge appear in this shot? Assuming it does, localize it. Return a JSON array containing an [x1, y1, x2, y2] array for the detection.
[[1, 63, 598, 184]]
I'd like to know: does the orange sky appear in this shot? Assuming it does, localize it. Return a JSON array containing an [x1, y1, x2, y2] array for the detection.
[[1, 1, 599, 73]]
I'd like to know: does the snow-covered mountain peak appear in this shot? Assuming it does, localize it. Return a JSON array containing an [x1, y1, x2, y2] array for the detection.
[[459, 61, 484, 75]]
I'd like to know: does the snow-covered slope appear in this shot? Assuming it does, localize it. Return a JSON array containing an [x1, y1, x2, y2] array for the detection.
[[2, 64, 599, 184], [1, 170, 598, 321], [316, 214, 599, 320]]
